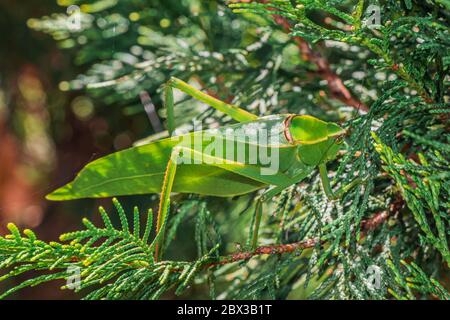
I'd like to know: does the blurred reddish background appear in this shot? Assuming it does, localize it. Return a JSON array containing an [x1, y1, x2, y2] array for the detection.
[[0, 0, 123, 299]]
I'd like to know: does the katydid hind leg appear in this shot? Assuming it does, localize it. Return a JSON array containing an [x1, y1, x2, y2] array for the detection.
[[154, 148, 180, 261], [164, 77, 257, 130]]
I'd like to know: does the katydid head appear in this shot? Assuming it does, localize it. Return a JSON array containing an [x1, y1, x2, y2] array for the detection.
[[285, 115, 346, 166]]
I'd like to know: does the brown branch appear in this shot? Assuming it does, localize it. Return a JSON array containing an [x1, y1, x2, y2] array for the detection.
[[235, 0, 368, 112], [206, 238, 320, 268], [360, 211, 390, 232], [272, 16, 368, 112], [361, 196, 404, 232]]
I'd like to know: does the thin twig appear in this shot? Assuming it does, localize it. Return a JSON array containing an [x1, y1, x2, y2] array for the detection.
[[207, 238, 319, 268]]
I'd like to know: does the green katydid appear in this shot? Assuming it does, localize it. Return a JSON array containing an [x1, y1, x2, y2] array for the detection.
[[47, 77, 362, 260]]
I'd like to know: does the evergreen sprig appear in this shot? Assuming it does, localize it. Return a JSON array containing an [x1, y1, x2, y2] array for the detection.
[[0, 198, 219, 299]]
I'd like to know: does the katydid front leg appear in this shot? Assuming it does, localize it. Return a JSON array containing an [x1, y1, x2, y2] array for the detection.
[[318, 163, 363, 201], [164, 77, 257, 135]]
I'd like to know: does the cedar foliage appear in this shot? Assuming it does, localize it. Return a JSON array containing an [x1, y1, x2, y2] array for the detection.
[[0, 0, 449, 299]]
